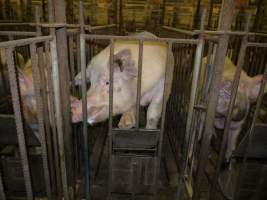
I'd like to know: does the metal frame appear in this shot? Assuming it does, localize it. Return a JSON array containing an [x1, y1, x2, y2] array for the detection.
[[0, 1, 267, 200]]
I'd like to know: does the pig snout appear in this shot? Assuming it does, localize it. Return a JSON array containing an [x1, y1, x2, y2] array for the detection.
[[71, 96, 83, 123]]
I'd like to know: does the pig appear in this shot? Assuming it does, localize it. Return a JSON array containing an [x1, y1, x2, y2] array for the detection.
[[201, 56, 265, 162], [71, 31, 174, 129], [0, 48, 26, 95]]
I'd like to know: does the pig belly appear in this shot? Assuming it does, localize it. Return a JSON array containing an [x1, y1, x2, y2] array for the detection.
[[140, 78, 164, 106]]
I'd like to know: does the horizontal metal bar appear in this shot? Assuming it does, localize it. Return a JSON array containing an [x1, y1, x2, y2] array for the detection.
[[0, 22, 31, 26], [91, 24, 117, 31], [247, 42, 267, 48], [112, 128, 160, 132], [113, 147, 157, 152], [0, 35, 53, 48], [161, 26, 197, 36], [0, 31, 37, 36], [83, 34, 199, 44]]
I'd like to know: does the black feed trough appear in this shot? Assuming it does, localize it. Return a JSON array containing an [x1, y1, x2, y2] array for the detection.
[[234, 124, 267, 159], [0, 114, 40, 146]]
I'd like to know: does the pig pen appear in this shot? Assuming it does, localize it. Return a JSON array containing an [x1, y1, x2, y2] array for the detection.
[[0, 3, 267, 200]]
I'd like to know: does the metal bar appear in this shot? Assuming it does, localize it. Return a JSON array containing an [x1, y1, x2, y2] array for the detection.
[[112, 128, 160, 132], [161, 26, 197, 36], [108, 39, 115, 199], [50, 38, 70, 200], [177, 9, 206, 200], [0, 22, 31, 26], [247, 42, 267, 48], [192, 0, 235, 199], [68, 36, 75, 93], [234, 60, 267, 200], [34, 6, 42, 36], [0, 31, 37, 36], [45, 40, 62, 198], [0, 168, 6, 200], [54, 0, 74, 197], [91, 24, 117, 31], [210, 14, 251, 200], [79, 0, 85, 34], [38, 45, 57, 197], [30, 43, 52, 199], [0, 36, 53, 48], [84, 34, 198, 44], [6, 47, 33, 200], [80, 34, 90, 200], [154, 42, 173, 196], [135, 40, 143, 129]]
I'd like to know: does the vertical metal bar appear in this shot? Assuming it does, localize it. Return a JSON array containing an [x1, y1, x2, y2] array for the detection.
[[108, 39, 115, 199], [0, 168, 6, 200], [234, 61, 267, 199], [109, 40, 115, 132], [79, 0, 85, 34], [177, 10, 206, 200], [210, 14, 251, 200], [135, 40, 143, 129], [80, 34, 90, 200], [192, 1, 235, 199], [77, 34, 82, 96], [30, 43, 52, 199], [50, 38, 70, 200], [6, 47, 33, 200], [34, 6, 41, 36], [68, 36, 75, 93], [154, 42, 173, 196], [53, 1, 74, 196], [45, 40, 62, 198], [37, 45, 56, 196]]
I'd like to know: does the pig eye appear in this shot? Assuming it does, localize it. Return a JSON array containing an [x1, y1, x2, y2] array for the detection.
[[105, 81, 109, 85]]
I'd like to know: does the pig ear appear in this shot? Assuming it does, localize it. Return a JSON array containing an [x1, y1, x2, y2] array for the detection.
[[249, 75, 263, 101], [113, 49, 137, 77]]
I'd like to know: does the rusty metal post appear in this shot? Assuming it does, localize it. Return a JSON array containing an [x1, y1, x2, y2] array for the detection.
[[79, 0, 85, 34], [53, 0, 74, 198], [6, 47, 33, 200], [50, 37, 70, 200], [192, 1, 235, 199], [30, 43, 52, 199], [80, 34, 90, 200]]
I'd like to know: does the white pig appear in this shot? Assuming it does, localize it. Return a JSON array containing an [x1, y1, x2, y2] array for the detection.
[[201, 56, 265, 161], [72, 32, 174, 129]]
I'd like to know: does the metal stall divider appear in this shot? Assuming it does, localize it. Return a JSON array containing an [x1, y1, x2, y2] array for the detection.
[[176, 9, 206, 200], [193, 0, 235, 199], [80, 34, 198, 199], [210, 13, 251, 199], [0, 35, 54, 199]]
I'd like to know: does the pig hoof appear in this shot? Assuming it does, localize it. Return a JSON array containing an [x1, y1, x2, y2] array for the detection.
[[118, 112, 135, 129], [146, 118, 158, 129]]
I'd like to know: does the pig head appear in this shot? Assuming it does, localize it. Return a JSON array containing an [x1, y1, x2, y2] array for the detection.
[[204, 57, 265, 162], [72, 49, 138, 124]]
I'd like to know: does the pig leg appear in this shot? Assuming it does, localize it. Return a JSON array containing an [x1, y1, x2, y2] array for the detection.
[[145, 80, 165, 129], [118, 107, 136, 128], [225, 121, 243, 162], [146, 101, 162, 129]]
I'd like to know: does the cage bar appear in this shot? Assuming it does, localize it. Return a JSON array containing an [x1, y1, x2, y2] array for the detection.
[[80, 33, 90, 200], [6, 47, 33, 200]]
